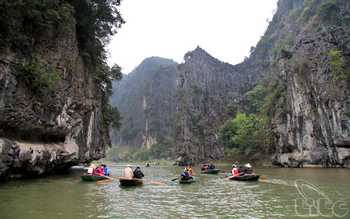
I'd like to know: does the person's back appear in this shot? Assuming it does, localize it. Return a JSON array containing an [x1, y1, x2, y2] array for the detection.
[[186, 166, 193, 175], [95, 166, 104, 176], [201, 164, 209, 171], [133, 167, 144, 179], [231, 165, 239, 176], [123, 165, 134, 179], [244, 163, 253, 174], [181, 170, 191, 180], [104, 167, 110, 176]]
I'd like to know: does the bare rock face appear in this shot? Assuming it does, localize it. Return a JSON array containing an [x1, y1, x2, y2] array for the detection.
[[175, 0, 350, 167], [0, 12, 109, 180], [272, 1, 350, 167], [111, 57, 178, 148], [174, 47, 251, 165]]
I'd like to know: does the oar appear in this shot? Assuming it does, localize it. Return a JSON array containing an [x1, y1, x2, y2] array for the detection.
[[96, 179, 113, 184], [258, 175, 269, 182], [95, 176, 116, 184], [171, 177, 179, 181], [104, 176, 115, 180], [146, 180, 166, 185]]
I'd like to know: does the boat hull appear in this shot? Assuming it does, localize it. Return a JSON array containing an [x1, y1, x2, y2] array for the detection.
[[229, 174, 260, 181], [81, 175, 109, 182], [119, 178, 143, 186], [201, 169, 220, 174], [179, 177, 195, 184]]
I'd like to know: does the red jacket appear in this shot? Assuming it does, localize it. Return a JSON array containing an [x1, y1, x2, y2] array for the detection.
[[231, 168, 239, 176], [94, 167, 104, 176]]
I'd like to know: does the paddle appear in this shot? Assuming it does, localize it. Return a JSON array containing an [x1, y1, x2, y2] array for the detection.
[[171, 177, 179, 181], [146, 180, 166, 185], [96, 179, 113, 184], [102, 176, 115, 180], [258, 175, 269, 182]]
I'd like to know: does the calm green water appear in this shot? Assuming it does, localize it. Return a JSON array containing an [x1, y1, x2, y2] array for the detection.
[[0, 164, 349, 219]]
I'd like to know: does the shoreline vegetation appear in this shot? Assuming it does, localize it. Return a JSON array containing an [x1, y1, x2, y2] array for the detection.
[[104, 146, 350, 168]]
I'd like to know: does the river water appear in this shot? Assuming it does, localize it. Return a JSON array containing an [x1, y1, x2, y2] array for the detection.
[[0, 164, 349, 219]]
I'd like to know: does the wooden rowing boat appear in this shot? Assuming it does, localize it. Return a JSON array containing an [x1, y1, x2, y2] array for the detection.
[[201, 169, 220, 174], [228, 174, 260, 181], [119, 177, 143, 186], [81, 174, 110, 182], [179, 177, 196, 184]]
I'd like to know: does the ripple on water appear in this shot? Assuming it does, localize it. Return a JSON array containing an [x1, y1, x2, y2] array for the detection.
[[1, 166, 350, 219]]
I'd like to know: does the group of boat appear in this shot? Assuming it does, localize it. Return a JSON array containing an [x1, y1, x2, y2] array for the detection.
[[80, 162, 260, 186], [81, 164, 145, 186], [176, 162, 260, 184]]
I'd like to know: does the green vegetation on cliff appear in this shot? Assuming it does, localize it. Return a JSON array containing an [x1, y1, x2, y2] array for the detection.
[[0, 0, 124, 132], [329, 49, 350, 81], [14, 56, 61, 93]]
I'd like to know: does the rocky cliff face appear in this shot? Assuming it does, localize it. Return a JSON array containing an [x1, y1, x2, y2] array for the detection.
[[0, 2, 114, 180], [111, 57, 178, 148], [176, 0, 350, 167], [271, 0, 350, 167], [110, 0, 350, 167], [174, 47, 253, 164]]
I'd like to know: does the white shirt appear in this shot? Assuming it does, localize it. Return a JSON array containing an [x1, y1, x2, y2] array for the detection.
[[123, 167, 134, 179]]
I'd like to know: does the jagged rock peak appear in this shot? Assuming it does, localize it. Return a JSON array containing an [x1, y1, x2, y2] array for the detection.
[[130, 56, 177, 75], [183, 46, 221, 64], [140, 56, 176, 66]]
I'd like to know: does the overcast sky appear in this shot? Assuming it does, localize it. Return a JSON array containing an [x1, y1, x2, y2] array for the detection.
[[107, 0, 278, 73]]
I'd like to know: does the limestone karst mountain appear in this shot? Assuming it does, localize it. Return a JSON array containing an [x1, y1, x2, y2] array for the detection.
[[111, 0, 350, 167], [111, 57, 178, 149]]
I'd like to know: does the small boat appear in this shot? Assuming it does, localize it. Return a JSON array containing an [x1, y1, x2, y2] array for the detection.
[[119, 177, 143, 186], [179, 177, 196, 184], [229, 174, 260, 181], [201, 169, 220, 174], [81, 174, 110, 182]]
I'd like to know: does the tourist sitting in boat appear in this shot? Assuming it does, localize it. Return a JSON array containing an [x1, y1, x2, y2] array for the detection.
[[185, 165, 193, 175], [201, 163, 209, 171], [241, 163, 253, 175], [133, 166, 144, 179], [101, 164, 110, 176], [231, 164, 240, 177], [87, 163, 96, 175], [208, 163, 216, 170], [123, 164, 134, 179], [94, 165, 105, 176], [180, 169, 193, 180]]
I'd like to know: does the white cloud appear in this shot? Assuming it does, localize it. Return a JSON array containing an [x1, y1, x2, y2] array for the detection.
[[107, 0, 278, 73]]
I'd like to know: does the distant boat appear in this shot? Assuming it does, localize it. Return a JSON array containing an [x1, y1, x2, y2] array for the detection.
[[80, 174, 110, 182], [228, 174, 260, 181], [201, 169, 220, 174], [119, 177, 143, 186]]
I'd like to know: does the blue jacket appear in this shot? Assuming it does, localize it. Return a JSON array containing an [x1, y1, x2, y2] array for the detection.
[[104, 167, 110, 176]]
